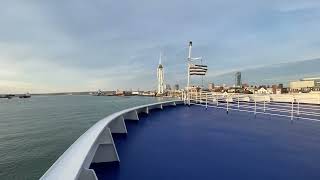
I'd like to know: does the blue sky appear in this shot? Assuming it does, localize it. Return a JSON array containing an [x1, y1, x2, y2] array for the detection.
[[0, 0, 320, 93]]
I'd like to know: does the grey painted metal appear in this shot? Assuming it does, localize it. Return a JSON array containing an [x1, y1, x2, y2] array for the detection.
[[40, 100, 182, 180]]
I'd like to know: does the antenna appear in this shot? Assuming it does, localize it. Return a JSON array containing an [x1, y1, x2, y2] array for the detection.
[[159, 52, 162, 65], [188, 41, 192, 60], [187, 41, 192, 89]]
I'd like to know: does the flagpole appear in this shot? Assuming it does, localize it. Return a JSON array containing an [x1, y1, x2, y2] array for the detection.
[[187, 41, 192, 89], [201, 58, 205, 88]]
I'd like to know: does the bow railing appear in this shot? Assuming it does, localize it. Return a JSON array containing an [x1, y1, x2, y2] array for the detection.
[[183, 91, 320, 122]]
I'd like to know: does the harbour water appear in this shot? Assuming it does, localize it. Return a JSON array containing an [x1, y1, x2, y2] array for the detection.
[[0, 95, 169, 180]]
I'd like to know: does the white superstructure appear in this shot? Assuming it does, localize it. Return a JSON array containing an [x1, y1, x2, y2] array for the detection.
[[157, 53, 164, 94]]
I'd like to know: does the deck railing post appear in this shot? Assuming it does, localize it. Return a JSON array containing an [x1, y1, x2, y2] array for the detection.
[[238, 96, 240, 110], [263, 96, 266, 113], [216, 96, 219, 107], [182, 91, 185, 104], [291, 98, 294, 121], [226, 97, 229, 114], [185, 92, 187, 104], [196, 92, 198, 104], [200, 90, 202, 104], [205, 93, 208, 109], [254, 97, 256, 117], [297, 101, 300, 116]]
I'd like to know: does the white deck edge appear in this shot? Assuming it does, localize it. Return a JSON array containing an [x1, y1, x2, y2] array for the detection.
[[40, 100, 183, 180]]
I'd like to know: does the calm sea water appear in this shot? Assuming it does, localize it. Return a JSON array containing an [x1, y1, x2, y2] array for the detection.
[[0, 95, 169, 180]]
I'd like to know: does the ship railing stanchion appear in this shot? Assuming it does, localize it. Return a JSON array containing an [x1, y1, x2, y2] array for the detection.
[[291, 98, 294, 122], [182, 91, 184, 104], [205, 93, 208, 110], [182, 91, 184, 102], [226, 97, 229, 114], [254, 97, 256, 118], [238, 96, 240, 110], [216, 95, 219, 107], [200, 90, 202, 104], [297, 101, 300, 119], [263, 96, 266, 113], [196, 92, 198, 104]]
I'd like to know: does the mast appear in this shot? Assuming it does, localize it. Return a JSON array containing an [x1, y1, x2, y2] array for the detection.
[[187, 41, 192, 89]]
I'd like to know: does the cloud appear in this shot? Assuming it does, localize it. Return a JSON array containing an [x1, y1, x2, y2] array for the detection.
[[0, 0, 320, 93], [274, 0, 320, 13]]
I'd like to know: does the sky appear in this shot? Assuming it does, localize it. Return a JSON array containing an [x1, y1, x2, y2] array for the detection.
[[1, 0, 320, 93]]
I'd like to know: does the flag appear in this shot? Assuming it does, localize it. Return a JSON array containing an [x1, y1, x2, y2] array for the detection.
[[189, 64, 208, 76]]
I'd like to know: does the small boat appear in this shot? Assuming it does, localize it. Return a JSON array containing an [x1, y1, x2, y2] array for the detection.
[[0, 94, 15, 99], [92, 90, 104, 96], [19, 93, 31, 98]]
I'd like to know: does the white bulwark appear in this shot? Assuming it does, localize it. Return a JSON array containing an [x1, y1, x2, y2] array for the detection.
[[157, 53, 164, 94]]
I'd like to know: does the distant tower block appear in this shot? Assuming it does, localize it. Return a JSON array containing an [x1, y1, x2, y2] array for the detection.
[[157, 53, 164, 94], [235, 72, 242, 87]]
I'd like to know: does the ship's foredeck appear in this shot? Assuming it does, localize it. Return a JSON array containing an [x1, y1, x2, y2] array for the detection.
[[90, 105, 320, 180]]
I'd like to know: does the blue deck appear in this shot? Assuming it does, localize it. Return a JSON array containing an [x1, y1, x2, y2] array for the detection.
[[90, 105, 320, 180]]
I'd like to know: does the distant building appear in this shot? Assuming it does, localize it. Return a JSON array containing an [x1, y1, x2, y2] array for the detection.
[[132, 91, 143, 95], [116, 89, 125, 96], [242, 83, 249, 88], [165, 84, 171, 90], [174, 84, 179, 91], [266, 88, 273, 94], [208, 83, 214, 90], [246, 87, 256, 94], [235, 72, 242, 87], [278, 83, 284, 89], [257, 87, 268, 94], [289, 77, 320, 92]]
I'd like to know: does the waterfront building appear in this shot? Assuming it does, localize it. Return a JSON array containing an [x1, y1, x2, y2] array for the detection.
[[157, 53, 164, 94], [271, 84, 283, 94], [290, 77, 320, 92], [165, 84, 171, 91], [132, 91, 143, 95], [257, 87, 268, 94], [235, 72, 242, 87], [174, 84, 179, 91], [267, 88, 273, 94], [115, 89, 124, 95], [208, 83, 214, 90]]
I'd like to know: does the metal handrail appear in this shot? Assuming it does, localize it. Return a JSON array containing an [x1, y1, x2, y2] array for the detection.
[[188, 92, 320, 122]]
